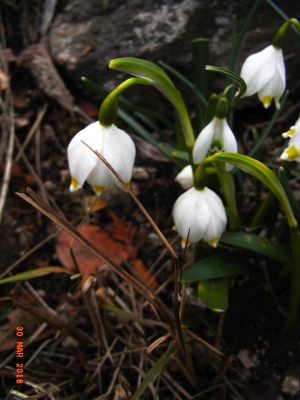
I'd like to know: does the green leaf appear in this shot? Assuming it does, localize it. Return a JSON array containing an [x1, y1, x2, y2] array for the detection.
[[278, 167, 300, 225], [131, 345, 174, 400], [181, 306, 202, 328], [110, 58, 178, 106], [220, 232, 292, 267], [171, 150, 189, 162], [101, 304, 141, 323], [0, 267, 71, 285], [110, 57, 195, 147], [205, 65, 247, 99], [206, 152, 296, 228], [181, 253, 246, 283], [198, 278, 228, 312]]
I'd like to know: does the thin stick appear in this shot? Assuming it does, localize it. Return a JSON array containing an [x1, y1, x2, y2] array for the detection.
[[0, 63, 14, 223], [14, 102, 48, 162]]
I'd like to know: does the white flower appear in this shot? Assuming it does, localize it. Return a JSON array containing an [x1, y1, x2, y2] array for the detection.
[[280, 117, 300, 161], [68, 121, 136, 195], [280, 132, 300, 162], [282, 117, 300, 139], [172, 187, 227, 247], [175, 165, 194, 190], [240, 44, 285, 109], [192, 117, 237, 171]]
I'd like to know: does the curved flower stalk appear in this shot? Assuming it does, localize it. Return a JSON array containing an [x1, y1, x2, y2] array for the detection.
[[68, 121, 136, 195], [172, 187, 227, 247], [240, 45, 285, 109], [193, 116, 237, 171]]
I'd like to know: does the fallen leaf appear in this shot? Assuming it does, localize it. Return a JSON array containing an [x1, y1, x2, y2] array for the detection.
[[85, 195, 108, 212], [18, 43, 74, 111], [0, 306, 40, 352], [133, 259, 157, 291], [56, 224, 129, 275]]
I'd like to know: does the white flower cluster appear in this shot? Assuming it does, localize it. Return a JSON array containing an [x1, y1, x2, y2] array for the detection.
[[173, 116, 234, 248], [67, 40, 288, 250]]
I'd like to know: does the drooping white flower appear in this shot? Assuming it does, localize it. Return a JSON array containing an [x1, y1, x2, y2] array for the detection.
[[175, 165, 194, 190], [240, 44, 285, 109], [68, 121, 136, 195], [282, 117, 300, 139], [192, 117, 237, 171], [280, 132, 300, 163], [172, 187, 227, 247]]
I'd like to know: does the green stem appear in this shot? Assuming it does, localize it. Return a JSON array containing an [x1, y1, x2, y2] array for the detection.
[[192, 38, 209, 131], [99, 77, 151, 126], [110, 57, 195, 147], [273, 18, 300, 48], [250, 191, 275, 228], [213, 162, 241, 230]]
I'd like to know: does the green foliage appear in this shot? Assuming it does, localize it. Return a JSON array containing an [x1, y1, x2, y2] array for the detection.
[[74, 2, 300, 392]]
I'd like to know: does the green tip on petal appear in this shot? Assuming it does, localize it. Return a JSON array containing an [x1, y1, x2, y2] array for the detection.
[[209, 237, 219, 247], [181, 237, 191, 248], [262, 95, 272, 109], [282, 145, 299, 160], [93, 185, 106, 196], [70, 177, 79, 191]]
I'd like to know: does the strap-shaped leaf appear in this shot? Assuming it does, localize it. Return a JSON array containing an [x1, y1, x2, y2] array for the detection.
[[220, 232, 292, 267], [206, 152, 296, 227], [198, 278, 228, 312], [110, 57, 195, 147], [181, 253, 246, 283]]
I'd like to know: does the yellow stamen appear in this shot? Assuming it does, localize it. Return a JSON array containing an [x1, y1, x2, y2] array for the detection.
[[181, 238, 191, 248], [209, 237, 219, 248], [285, 145, 299, 160], [93, 185, 105, 196], [262, 95, 272, 108], [71, 177, 79, 190]]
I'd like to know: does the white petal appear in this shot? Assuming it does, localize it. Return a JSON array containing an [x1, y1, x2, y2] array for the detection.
[[172, 187, 227, 245], [193, 119, 216, 164], [240, 45, 285, 108], [221, 120, 238, 171], [86, 125, 136, 189], [67, 122, 104, 188], [241, 45, 276, 96], [175, 165, 194, 190]]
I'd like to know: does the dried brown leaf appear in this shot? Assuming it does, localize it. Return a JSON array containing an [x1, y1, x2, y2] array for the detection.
[[18, 43, 74, 111], [56, 224, 129, 275]]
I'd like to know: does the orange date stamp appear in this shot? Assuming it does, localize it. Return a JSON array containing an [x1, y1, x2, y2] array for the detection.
[[15, 326, 24, 384]]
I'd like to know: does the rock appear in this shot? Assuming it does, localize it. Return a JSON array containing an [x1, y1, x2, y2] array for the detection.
[[47, 1, 300, 107]]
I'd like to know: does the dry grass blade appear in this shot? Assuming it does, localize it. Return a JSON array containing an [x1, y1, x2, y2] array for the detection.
[[11, 296, 94, 344], [16, 187, 176, 334], [81, 141, 185, 351], [81, 141, 177, 260], [0, 42, 15, 223]]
